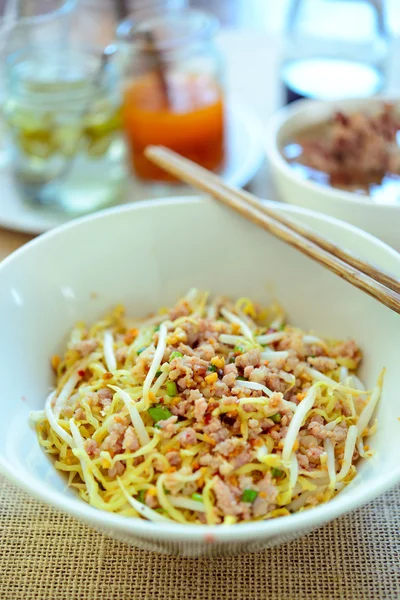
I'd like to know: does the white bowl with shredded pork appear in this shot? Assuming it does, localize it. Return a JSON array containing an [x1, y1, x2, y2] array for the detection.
[[266, 96, 400, 251], [0, 196, 399, 556]]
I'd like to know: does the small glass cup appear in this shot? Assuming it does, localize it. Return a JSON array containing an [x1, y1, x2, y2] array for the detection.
[[0, 1, 78, 167], [116, 8, 225, 182], [281, 0, 390, 104], [3, 47, 127, 214], [6, 0, 77, 51]]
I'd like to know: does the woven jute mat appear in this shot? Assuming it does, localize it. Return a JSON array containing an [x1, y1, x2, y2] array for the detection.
[[1, 475, 399, 600]]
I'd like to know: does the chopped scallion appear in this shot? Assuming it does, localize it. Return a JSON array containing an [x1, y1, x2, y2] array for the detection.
[[271, 468, 284, 479], [191, 493, 203, 502], [148, 405, 172, 423], [241, 489, 258, 503], [166, 381, 178, 397], [170, 351, 183, 360], [270, 413, 281, 423]]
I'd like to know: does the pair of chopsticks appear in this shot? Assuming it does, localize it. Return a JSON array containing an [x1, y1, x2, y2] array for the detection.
[[145, 146, 400, 315]]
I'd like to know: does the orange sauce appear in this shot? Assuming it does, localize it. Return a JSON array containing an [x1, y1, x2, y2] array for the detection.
[[122, 72, 225, 181]]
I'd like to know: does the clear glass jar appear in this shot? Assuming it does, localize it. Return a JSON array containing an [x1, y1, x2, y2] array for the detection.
[[116, 8, 225, 181], [0, 1, 78, 167], [4, 47, 127, 213], [5, 0, 77, 52], [281, 0, 390, 103]]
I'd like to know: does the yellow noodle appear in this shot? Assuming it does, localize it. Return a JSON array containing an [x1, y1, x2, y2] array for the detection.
[[34, 294, 378, 526]]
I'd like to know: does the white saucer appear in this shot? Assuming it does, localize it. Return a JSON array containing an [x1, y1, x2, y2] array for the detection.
[[0, 101, 264, 235]]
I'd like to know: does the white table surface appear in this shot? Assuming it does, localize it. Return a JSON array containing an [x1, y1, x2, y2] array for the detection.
[[218, 30, 283, 199]]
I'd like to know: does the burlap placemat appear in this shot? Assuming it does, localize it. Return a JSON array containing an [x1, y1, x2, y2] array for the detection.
[[1, 476, 399, 600]]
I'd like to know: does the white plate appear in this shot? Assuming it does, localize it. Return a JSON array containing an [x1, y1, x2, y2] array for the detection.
[[0, 101, 264, 235]]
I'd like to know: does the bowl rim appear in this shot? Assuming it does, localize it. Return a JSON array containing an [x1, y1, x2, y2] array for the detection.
[[265, 95, 400, 211], [1, 195, 400, 543]]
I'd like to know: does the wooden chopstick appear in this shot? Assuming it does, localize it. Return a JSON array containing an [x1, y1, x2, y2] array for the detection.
[[207, 170, 400, 294], [114, 0, 129, 22], [143, 31, 171, 108], [145, 145, 400, 315], [147, 145, 400, 294]]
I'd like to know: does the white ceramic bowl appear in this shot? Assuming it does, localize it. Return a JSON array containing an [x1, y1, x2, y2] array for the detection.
[[1, 196, 400, 557], [266, 97, 400, 251]]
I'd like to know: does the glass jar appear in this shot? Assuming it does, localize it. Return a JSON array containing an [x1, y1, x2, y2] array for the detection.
[[4, 46, 127, 213], [281, 0, 390, 104], [116, 8, 225, 182], [0, 1, 78, 167], [5, 0, 77, 52]]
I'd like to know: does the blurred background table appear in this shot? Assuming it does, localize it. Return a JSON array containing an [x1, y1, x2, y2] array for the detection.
[[0, 27, 282, 260], [1, 0, 400, 261]]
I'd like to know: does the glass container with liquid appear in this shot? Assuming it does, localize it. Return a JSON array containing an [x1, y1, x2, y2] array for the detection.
[[4, 47, 127, 213], [0, 1, 78, 168], [117, 9, 225, 181], [281, 0, 389, 104]]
